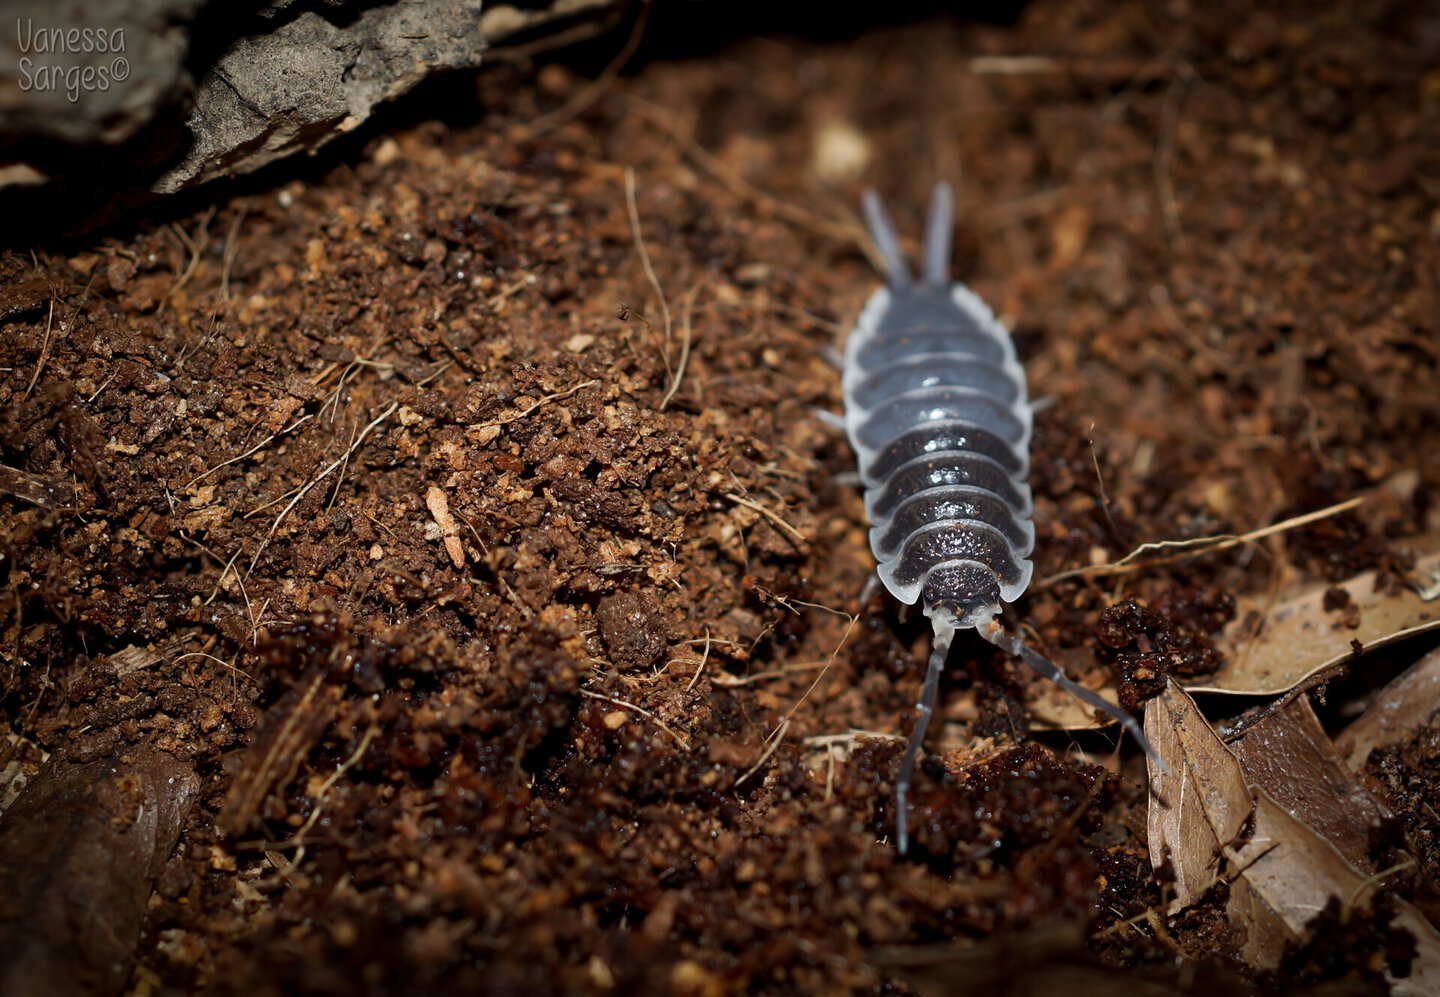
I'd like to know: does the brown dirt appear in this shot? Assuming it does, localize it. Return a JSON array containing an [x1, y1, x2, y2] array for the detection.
[[2, 0, 1439, 993]]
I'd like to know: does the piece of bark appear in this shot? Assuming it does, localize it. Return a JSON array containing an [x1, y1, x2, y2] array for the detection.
[[0, 748, 199, 997], [1336, 646, 1440, 771], [0, 464, 76, 508], [219, 667, 342, 835], [1228, 695, 1393, 874]]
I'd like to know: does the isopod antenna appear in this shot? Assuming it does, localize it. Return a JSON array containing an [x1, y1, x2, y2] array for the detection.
[[895, 617, 1170, 855], [979, 619, 1170, 777], [922, 181, 953, 287], [895, 618, 956, 854]]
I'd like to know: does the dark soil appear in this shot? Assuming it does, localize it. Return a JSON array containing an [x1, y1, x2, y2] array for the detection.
[[2, 0, 1438, 993]]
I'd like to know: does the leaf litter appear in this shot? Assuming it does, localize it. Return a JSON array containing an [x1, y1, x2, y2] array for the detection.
[[1146, 680, 1440, 991]]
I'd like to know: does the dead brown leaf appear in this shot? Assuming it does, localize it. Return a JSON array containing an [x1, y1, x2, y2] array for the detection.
[[1145, 680, 1253, 913], [1228, 695, 1393, 874], [1199, 551, 1440, 696], [1146, 682, 1440, 990], [1335, 646, 1440, 772], [0, 749, 199, 996]]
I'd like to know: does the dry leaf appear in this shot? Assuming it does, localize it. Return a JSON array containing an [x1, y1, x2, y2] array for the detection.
[[0, 750, 199, 996], [1335, 646, 1440, 771], [1146, 681, 1254, 913], [1199, 551, 1440, 696], [1146, 682, 1440, 990], [1228, 695, 1392, 873]]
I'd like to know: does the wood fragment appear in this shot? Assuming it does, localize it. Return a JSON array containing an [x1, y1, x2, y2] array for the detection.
[[425, 485, 465, 568], [0, 464, 74, 508], [220, 669, 344, 835]]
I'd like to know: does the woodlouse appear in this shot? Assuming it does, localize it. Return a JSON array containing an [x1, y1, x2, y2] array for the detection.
[[843, 184, 1164, 853]]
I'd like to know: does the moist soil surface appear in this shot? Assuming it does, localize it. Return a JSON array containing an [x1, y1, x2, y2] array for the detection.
[[2, 0, 1439, 993]]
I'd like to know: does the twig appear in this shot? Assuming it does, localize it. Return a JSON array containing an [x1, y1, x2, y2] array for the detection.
[[1088, 428, 1124, 544], [220, 208, 246, 304], [203, 545, 245, 607], [710, 660, 834, 688], [580, 689, 690, 749], [23, 298, 54, 399], [1038, 495, 1366, 587], [624, 166, 673, 382], [185, 413, 314, 490], [486, 272, 536, 312], [661, 283, 699, 410], [772, 605, 860, 730], [801, 729, 904, 747], [244, 401, 397, 580], [159, 206, 216, 314], [263, 725, 379, 865], [967, 55, 1167, 79], [86, 367, 119, 404], [735, 718, 790, 788], [474, 379, 598, 430], [327, 416, 361, 511], [723, 492, 806, 545], [685, 629, 712, 692], [521, 0, 651, 139], [172, 651, 256, 683]]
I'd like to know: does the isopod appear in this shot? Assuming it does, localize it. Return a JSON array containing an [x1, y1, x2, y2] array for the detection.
[[843, 183, 1164, 853]]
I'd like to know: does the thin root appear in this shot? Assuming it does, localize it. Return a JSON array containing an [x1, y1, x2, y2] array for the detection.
[[1037, 495, 1365, 588]]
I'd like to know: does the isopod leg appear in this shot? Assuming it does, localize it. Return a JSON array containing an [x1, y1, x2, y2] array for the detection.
[[862, 190, 913, 287], [923, 182, 954, 287], [897, 619, 955, 854]]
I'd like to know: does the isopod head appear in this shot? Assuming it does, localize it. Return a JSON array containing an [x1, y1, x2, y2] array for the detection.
[[920, 562, 1002, 631]]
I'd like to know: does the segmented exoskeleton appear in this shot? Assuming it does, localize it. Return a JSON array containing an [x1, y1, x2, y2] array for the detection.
[[843, 184, 1163, 853]]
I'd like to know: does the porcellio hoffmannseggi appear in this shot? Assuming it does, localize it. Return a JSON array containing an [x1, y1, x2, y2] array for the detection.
[[841, 183, 1165, 853]]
